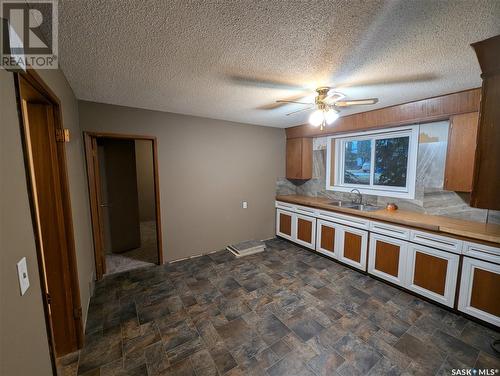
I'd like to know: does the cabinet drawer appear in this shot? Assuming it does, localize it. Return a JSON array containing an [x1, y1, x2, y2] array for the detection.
[[295, 204, 318, 217], [275, 201, 296, 212], [462, 241, 500, 264], [318, 209, 370, 230], [410, 230, 462, 254], [370, 221, 410, 240]]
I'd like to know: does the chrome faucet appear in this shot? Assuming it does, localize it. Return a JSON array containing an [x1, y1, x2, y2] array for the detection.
[[350, 189, 363, 205]]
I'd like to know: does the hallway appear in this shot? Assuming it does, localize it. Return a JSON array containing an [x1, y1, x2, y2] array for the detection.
[[106, 221, 158, 275]]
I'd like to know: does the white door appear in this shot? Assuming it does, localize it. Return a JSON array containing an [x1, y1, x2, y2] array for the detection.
[[406, 243, 459, 307], [458, 257, 500, 326], [316, 219, 340, 259], [294, 213, 316, 250], [276, 209, 294, 241], [337, 225, 368, 271], [368, 233, 408, 286]]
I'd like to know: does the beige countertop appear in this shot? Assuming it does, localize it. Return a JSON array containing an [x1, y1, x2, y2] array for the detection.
[[276, 195, 500, 245]]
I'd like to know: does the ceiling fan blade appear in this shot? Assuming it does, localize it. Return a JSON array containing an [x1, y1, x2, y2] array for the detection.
[[337, 73, 438, 89], [277, 100, 314, 105], [285, 106, 315, 116], [335, 98, 379, 107], [227, 74, 306, 90], [257, 91, 312, 110]]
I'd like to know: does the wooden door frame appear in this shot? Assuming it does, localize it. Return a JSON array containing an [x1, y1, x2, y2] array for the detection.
[[13, 68, 84, 363], [83, 132, 163, 279]]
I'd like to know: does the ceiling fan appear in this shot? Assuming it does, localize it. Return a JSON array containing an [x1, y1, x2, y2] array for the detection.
[[277, 87, 378, 130]]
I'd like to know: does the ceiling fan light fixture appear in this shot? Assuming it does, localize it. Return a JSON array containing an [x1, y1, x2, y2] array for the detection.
[[325, 109, 339, 125], [309, 110, 324, 127]]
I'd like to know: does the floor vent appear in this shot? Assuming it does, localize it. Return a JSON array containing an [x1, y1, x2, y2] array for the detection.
[[227, 240, 266, 257]]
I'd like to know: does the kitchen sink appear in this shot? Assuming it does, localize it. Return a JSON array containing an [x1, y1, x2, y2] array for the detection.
[[345, 203, 382, 212], [327, 201, 382, 211], [327, 201, 350, 207]]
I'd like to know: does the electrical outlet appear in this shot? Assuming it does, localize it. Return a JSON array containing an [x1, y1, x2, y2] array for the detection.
[[242, 201, 248, 209], [17, 257, 30, 296]]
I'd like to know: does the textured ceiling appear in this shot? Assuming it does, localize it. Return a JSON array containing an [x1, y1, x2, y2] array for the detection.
[[58, 0, 500, 128]]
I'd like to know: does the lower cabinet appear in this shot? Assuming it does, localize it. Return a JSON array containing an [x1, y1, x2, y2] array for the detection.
[[294, 213, 316, 249], [276, 209, 294, 241], [337, 225, 368, 271], [276, 209, 316, 249], [316, 219, 338, 259], [406, 244, 459, 307], [368, 233, 408, 286], [458, 257, 500, 326]]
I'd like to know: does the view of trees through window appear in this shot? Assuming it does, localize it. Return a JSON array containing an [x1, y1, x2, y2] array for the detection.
[[374, 137, 409, 187], [342, 136, 410, 187], [344, 140, 371, 184]]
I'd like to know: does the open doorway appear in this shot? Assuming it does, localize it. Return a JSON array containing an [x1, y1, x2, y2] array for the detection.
[[84, 133, 163, 278]]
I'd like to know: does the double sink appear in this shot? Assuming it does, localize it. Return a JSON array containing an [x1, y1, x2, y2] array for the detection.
[[327, 200, 382, 212]]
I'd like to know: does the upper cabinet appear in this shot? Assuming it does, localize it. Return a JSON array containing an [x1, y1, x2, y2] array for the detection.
[[470, 34, 500, 210], [444, 112, 479, 192], [286, 138, 312, 180]]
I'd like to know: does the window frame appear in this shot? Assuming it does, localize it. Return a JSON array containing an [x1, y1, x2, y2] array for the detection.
[[326, 125, 420, 199]]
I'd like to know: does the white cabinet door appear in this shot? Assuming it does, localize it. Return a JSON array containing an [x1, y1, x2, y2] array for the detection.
[[368, 233, 408, 286], [316, 219, 341, 259], [294, 213, 316, 250], [276, 209, 294, 241], [337, 224, 368, 271], [405, 243, 459, 307], [458, 257, 500, 326]]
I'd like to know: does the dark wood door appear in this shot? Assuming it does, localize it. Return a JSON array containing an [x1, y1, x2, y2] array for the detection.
[[286, 138, 312, 180], [444, 112, 479, 192], [374, 240, 401, 278], [98, 139, 141, 252], [470, 268, 500, 317], [320, 224, 335, 253], [21, 100, 80, 355], [278, 211, 292, 237]]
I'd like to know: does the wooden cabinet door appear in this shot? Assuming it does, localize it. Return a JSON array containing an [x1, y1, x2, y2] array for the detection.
[[458, 257, 500, 326], [406, 244, 459, 307], [286, 138, 312, 180], [368, 233, 408, 286], [316, 219, 339, 259], [294, 213, 316, 250], [337, 225, 368, 271], [276, 209, 294, 240], [444, 112, 479, 192]]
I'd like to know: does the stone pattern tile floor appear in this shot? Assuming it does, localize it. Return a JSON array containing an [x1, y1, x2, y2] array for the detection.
[[58, 238, 500, 376]]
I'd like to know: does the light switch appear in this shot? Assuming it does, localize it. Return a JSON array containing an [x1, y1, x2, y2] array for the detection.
[[242, 201, 248, 209], [17, 257, 30, 295]]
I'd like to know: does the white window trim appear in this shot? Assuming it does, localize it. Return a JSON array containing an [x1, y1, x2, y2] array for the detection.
[[326, 125, 419, 199]]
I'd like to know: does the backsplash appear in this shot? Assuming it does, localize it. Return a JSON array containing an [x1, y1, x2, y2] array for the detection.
[[277, 122, 500, 224]]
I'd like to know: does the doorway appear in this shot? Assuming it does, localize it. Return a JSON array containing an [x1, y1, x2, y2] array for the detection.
[[14, 69, 83, 361], [84, 133, 163, 278]]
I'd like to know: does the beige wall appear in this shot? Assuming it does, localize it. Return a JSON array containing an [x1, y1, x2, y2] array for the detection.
[[135, 140, 156, 221], [1, 69, 94, 376], [79, 101, 285, 261]]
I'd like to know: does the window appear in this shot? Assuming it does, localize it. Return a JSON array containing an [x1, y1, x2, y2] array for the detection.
[[326, 125, 419, 199]]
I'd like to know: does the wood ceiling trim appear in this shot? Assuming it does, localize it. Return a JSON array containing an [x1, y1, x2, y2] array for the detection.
[[285, 88, 481, 139]]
